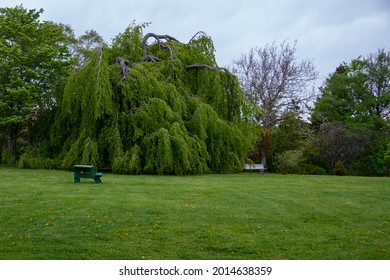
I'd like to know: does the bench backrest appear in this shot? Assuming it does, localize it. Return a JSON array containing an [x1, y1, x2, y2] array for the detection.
[[244, 163, 266, 170]]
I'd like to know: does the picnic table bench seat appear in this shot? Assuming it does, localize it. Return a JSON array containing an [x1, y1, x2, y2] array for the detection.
[[73, 165, 103, 184]]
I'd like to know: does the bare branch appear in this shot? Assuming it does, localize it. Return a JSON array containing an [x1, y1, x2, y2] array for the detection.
[[141, 33, 179, 62], [116, 57, 136, 80], [232, 40, 319, 127], [141, 33, 179, 51], [188, 31, 208, 43], [186, 63, 230, 74], [141, 55, 163, 62]]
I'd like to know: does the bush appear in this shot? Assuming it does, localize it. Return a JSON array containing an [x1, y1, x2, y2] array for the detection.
[[304, 164, 327, 175], [275, 150, 305, 174], [1, 148, 14, 165], [333, 160, 348, 176], [18, 155, 58, 169]]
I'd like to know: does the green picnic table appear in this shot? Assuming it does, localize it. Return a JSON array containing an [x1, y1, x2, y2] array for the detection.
[[73, 165, 103, 184]]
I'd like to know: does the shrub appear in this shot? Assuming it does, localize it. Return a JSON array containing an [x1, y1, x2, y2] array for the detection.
[[333, 160, 348, 176], [304, 164, 327, 175], [275, 150, 305, 174], [18, 155, 58, 169], [1, 148, 14, 165]]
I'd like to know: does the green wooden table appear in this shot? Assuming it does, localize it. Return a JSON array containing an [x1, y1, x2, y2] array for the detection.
[[73, 165, 103, 184]]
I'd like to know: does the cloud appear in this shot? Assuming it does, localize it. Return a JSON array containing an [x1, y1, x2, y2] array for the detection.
[[2, 0, 390, 77]]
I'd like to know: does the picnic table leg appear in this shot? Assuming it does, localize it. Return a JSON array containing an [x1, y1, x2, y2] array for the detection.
[[74, 172, 80, 183], [94, 177, 101, 183]]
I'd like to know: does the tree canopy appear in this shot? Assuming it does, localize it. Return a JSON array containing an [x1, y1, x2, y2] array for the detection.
[[232, 41, 318, 167], [2, 5, 389, 177], [17, 20, 258, 174], [311, 49, 390, 175], [0, 5, 71, 163]]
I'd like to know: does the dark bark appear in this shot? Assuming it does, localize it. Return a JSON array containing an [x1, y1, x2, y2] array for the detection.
[[141, 33, 179, 62], [141, 54, 163, 62], [10, 127, 18, 164], [116, 57, 136, 80], [141, 33, 179, 51], [186, 64, 230, 74], [117, 32, 222, 80], [116, 33, 180, 78], [188, 31, 208, 43]]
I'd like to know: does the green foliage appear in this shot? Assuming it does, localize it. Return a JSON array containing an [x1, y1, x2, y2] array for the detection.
[[44, 23, 256, 174], [1, 148, 13, 165], [264, 113, 313, 172], [384, 143, 390, 167], [4, 7, 388, 177], [304, 165, 327, 175], [0, 5, 72, 163], [81, 138, 99, 167], [18, 155, 58, 169], [0, 88, 33, 125], [62, 47, 113, 122], [110, 21, 149, 62], [70, 30, 106, 68], [333, 160, 348, 176], [187, 32, 217, 66], [57, 47, 113, 169], [275, 150, 305, 174], [311, 50, 390, 176], [112, 144, 142, 174], [360, 139, 390, 176]]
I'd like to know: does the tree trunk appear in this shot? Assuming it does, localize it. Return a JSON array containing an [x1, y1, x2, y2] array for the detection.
[[260, 155, 267, 168], [10, 127, 18, 165]]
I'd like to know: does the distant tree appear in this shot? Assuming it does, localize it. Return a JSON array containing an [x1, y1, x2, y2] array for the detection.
[[365, 50, 390, 121], [313, 49, 390, 128], [312, 49, 390, 175], [0, 5, 71, 163], [268, 112, 313, 172], [68, 29, 106, 69], [274, 149, 305, 174], [314, 122, 373, 173], [273, 112, 312, 153], [233, 40, 318, 167]]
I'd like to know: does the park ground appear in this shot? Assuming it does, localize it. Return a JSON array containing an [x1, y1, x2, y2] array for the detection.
[[0, 167, 389, 259]]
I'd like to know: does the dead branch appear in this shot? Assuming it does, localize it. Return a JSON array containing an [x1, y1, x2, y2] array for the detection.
[[141, 33, 179, 51], [186, 63, 230, 74], [118, 32, 224, 80], [141, 33, 179, 62], [188, 31, 208, 43]]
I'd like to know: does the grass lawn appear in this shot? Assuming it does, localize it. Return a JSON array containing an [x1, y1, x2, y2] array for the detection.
[[0, 167, 389, 260]]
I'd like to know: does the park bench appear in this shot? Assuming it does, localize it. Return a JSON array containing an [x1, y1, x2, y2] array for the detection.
[[244, 163, 267, 173], [73, 165, 103, 184]]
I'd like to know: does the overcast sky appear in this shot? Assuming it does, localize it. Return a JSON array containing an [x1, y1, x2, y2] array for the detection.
[[3, 0, 390, 80]]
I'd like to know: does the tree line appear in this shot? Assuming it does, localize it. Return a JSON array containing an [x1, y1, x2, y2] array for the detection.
[[233, 42, 390, 176], [1, 5, 389, 176]]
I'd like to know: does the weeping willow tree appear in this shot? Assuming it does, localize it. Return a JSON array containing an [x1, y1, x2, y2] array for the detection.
[[46, 23, 259, 174]]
